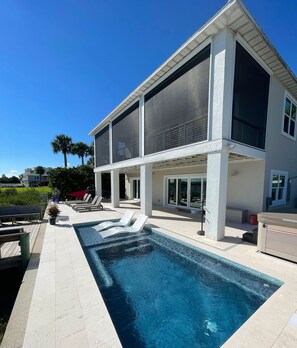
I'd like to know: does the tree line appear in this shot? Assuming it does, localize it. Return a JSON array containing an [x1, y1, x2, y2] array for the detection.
[[51, 134, 94, 167], [0, 175, 20, 183]]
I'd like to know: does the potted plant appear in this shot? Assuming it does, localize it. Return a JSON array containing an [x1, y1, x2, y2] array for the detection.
[[51, 188, 60, 203], [47, 204, 61, 225]]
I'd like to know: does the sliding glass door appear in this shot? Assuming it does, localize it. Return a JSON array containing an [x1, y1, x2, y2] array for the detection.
[[177, 179, 188, 207], [168, 179, 177, 205], [190, 178, 201, 208], [166, 175, 206, 209], [132, 178, 140, 200]]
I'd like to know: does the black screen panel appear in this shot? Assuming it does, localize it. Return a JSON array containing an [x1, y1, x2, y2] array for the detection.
[[232, 42, 270, 149], [95, 126, 110, 167], [144, 45, 210, 155], [112, 102, 139, 163]]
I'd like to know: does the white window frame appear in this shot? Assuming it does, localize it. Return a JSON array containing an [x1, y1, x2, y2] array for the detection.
[[163, 174, 207, 210], [281, 93, 297, 141], [270, 170, 288, 206]]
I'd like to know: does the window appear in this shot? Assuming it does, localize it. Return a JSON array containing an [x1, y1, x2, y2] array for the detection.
[[282, 96, 296, 140], [270, 170, 288, 206], [168, 179, 177, 205], [166, 175, 206, 209]]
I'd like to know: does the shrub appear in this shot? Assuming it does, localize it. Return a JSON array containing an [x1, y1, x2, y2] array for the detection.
[[48, 166, 95, 200], [47, 204, 60, 217], [0, 188, 48, 218]]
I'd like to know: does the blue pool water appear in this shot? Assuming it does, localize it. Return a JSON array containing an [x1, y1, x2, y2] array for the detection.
[[76, 224, 282, 348]]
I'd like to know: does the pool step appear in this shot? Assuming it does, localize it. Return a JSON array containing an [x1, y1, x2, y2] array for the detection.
[[97, 237, 154, 261], [97, 234, 149, 250], [124, 243, 152, 253]]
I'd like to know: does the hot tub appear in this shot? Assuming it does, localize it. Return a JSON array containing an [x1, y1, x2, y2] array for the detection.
[[257, 212, 297, 263]]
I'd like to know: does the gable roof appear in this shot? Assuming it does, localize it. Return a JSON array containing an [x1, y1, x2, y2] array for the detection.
[[90, 0, 297, 136]]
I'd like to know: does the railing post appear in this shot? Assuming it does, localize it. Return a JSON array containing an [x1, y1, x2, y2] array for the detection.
[[197, 199, 205, 235], [20, 232, 30, 269]]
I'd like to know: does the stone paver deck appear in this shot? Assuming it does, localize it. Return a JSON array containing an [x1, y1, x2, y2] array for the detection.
[[6, 201, 297, 347]]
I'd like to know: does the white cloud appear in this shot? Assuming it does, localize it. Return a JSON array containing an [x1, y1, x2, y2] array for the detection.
[[6, 169, 19, 177]]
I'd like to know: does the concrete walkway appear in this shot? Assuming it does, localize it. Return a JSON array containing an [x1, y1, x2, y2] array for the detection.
[[4, 201, 297, 347]]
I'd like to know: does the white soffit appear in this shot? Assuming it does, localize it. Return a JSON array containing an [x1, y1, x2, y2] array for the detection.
[[90, 0, 297, 136], [119, 153, 253, 173]]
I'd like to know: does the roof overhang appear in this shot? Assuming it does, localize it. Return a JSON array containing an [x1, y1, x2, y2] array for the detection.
[[97, 152, 260, 174], [89, 0, 297, 136]]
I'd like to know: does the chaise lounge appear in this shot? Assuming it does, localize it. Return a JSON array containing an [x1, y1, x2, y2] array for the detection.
[[71, 195, 98, 209], [93, 210, 135, 232], [66, 193, 91, 205], [99, 214, 148, 239], [75, 196, 103, 212]]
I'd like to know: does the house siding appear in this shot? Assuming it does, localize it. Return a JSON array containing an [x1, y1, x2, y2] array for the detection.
[[264, 75, 297, 207]]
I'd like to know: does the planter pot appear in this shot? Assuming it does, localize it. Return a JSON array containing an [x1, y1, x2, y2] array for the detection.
[[49, 217, 56, 225], [52, 197, 60, 203]]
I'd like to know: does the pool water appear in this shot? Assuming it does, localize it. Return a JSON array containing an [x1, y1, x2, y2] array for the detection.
[[76, 225, 282, 348]]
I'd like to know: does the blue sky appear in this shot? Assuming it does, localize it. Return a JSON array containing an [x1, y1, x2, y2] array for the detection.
[[0, 0, 296, 178]]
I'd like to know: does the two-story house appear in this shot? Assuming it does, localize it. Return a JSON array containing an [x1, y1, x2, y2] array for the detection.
[[21, 167, 51, 187], [89, 0, 297, 241]]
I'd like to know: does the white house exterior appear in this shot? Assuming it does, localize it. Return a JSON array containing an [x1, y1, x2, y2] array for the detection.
[[89, 0, 297, 241], [21, 167, 51, 187]]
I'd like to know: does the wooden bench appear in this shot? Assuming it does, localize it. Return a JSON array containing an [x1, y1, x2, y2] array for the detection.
[[0, 226, 30, 268], [0, 205, 42, 224]]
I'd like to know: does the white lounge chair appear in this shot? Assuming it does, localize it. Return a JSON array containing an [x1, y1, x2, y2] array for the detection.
[[93, 210, 135, 232], [99, 214, 148, 239]]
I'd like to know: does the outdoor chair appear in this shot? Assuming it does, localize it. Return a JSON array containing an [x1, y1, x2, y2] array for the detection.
[[99, 214, 148, 239], [74, 196, 103, 212], [71, 195, 97, 209], [66, 193, 91, 205], [93, 210, 135, 232]]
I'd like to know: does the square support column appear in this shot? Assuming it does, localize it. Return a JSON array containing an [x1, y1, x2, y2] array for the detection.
[[140, 163, 153, 217], [111, 169, 120, 208], [209, 28, 235, 141], [95, 172, 102, 198], [204, 149, 229, 240]]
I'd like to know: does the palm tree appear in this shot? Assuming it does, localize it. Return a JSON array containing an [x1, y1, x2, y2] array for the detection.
[[71, 142, 90, 166], [51, 134, 73, 168], [87, 141, 94, 167], [35, 166, 45, 185]]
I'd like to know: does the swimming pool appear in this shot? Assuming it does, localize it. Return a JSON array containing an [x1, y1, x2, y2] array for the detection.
[[76, 224, 282, 347]]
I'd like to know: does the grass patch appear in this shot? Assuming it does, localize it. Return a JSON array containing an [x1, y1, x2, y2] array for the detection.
[[0, 187, 51, 194], [0, 188, 50, 219]]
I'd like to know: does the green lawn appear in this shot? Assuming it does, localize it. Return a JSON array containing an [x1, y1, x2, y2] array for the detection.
[[0, 186, 51, 193]]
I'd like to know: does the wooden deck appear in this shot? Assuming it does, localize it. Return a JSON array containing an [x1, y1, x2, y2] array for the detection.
[[0, 222, 42, 260]]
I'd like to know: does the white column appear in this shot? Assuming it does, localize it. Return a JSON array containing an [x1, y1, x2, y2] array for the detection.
[[95, 172, 102, 197], [111, 169, 120, 208], [109, 122, 113, 164], [139, 95, 145, 157], [204, 149, 229, 240], [140, 163, 153, 217], [209, 28, 235, 141]]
